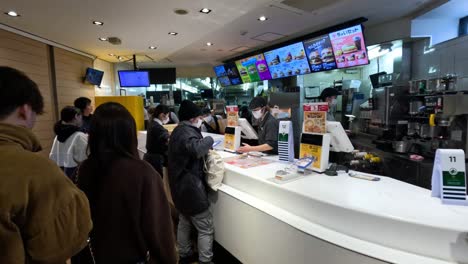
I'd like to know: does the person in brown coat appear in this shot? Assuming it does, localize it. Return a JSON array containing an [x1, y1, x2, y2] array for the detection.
[[77, 102, 177, 264], [0, 66, 93, 263]]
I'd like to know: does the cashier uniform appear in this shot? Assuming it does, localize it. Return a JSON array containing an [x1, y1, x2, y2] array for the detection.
[[257, 111, 280, 155]]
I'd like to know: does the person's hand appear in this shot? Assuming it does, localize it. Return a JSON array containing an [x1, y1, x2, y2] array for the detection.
[[237, 143, 252, 153]]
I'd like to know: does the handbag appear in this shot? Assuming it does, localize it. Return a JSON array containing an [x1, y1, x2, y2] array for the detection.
[[203, 149, 225, 191]]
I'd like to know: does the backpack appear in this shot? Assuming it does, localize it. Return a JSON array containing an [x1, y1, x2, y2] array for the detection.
[[203, 150, 225, 191]]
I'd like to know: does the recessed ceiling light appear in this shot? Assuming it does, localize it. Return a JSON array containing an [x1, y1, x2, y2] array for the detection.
[[108, 53, 114, 56], [5, 11, 20, 17], [174, 9, 189, 15], [200, 8, 212, 14], [206, 42, 214, 46], [118, 56, 123, 60], [258, 16, 268, 21], [99, 37, 107, 41], [93, 21, 104, 26], [149, 46, 157, 50], [168, 32, 178, 36]]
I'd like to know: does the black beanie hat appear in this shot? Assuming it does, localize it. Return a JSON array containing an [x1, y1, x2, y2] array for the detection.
[[249, 96, 267, 110], [179, 100, 202, 121], [319, 87, 340, 101]]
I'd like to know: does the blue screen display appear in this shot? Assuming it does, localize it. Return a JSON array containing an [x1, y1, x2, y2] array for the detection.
[[118, 71, 150, 87], [85, 68, 104, 86]]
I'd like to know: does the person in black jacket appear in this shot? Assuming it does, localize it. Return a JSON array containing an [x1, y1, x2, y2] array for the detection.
[[144, 104, 170, 177], [168, 100, 214, 264], [74, 97, 93, 133]]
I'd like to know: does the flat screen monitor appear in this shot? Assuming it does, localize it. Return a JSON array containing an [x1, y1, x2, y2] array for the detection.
[[303, 35, 337, 72], [84, 67, 104, 86], [235, 54, 272, 83], [213, 65, 232, 87], [326, 121, 354, 153], [238, 118, 258, 140], [146, 68, 176, 84], [329, 24, 369, 69], [118, 70, 150, 87], [224, 62, 243, 85], [264, 42, 311, 79], [200, 89, 214, 99]]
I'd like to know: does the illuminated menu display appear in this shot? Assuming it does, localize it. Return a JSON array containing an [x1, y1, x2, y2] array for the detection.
[[329, 25, 369, 69], [303, 35, 337, 72], [213, 65, 232, 87], [235, 54, 272, 82], [213, 63, 243, 86], [264, 42, 310, 79]]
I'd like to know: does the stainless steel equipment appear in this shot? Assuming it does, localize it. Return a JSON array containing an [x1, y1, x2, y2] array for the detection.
[[393, 140, 412, 153], [369, 85, 409, 135], [409, 100, 423, 115], [409, 80, 427, 94]]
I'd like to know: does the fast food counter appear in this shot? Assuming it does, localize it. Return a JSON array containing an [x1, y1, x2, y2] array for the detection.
[[137, 131, 468, 264]]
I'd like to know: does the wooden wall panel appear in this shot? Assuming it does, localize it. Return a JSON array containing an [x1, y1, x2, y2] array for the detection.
[[0, 28, 55, 155], [53, 48, 94, 112]]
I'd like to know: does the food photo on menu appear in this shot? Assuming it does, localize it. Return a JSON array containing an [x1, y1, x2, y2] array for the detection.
[[329, 25, 369, 68], [303, 35, 337, 72], [213, 65, 232, 87], [225, 63, 243, 85], [235, 54, 272, 83], [264, 42, 310, 79]]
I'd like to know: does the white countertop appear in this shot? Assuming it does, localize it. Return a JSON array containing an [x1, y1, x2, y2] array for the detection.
[[138, 130, 468, 263], [218, 150, 468, 263]]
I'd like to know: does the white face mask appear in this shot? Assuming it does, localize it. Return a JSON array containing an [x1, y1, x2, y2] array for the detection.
[[203, 116, 213, 123], [162, 117, 170, 124], [192, 118, 203, 128], [252, 109, 263, 119], [330, 99, 338, 107]]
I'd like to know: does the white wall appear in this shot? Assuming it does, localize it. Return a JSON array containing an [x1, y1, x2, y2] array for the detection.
[[411, 18, 459, 46], [93, 59, 116, 96], [412, 34, 468, 90], [365, 18, 411, 46]]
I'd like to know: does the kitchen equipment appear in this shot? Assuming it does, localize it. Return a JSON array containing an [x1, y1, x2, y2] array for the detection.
[[409, 100, 423, 115], [409, 80, 427, 94], [428, 78, 443, 92], [393, 140, 412, 153], [370, 85, 408, 131], [442, 74, 457, 91], [407, 122, 420, 136], [378, 73, 395, 87], [419, 123, 433, 139]]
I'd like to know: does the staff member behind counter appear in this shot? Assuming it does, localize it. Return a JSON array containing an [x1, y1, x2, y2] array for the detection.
[[319, 87, 340, 121], [237, 96, 279, 154]]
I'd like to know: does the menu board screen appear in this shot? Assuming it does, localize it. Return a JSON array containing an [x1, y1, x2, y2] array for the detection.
[[213, 65, 232, 87], [303, 35, 337, 72], [235, 54, 271, 82], [264, 42, 310, 79], [224, 63, 243, 85], [329, 25, 369, 69]]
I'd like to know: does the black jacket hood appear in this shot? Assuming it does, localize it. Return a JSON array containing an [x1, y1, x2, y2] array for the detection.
[[54, 121, 80, 143]]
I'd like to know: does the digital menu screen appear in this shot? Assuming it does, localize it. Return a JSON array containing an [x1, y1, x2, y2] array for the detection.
[[264, 42, 310, 79], [224, 63, 243, 85], [329, 25, 369, 69], [235, 54, 271, 83], [213, 65, 232, 87], [303, 35, 337, 72]]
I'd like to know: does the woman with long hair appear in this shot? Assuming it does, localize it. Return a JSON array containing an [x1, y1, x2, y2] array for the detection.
[[76, 102, 177, 264]]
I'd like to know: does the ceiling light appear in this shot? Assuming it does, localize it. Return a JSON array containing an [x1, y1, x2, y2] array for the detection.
[[99, 37, 107, 41], [168, 32, 178, 36], [258, 16, 268, 21], [117, 56, 123, 60], [200, 8, 212, 14], [5, 11, 20, 17], [108, 53, 114, 56], [206, 42, 213, 46], [93, 21, 104, 26], [149, 46, 157, 50]]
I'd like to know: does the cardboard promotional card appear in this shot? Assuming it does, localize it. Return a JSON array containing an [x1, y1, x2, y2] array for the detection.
[[226, 105, 239, 127], [302, 103, 328, 134]]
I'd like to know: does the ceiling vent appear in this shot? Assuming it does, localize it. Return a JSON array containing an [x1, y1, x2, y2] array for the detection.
[[280, 0, 343, 13], [251, 32, 285, 42], [108, 37, 122, 45]]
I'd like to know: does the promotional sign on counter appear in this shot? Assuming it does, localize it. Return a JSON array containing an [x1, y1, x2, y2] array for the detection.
[[224, 126, 241, 153], [299, 133, 330, 172], [226, 105, 239, 127], [303, 35, 337, 72], [278, 121, 294, 162], [432, 149, 467, 206], [303, 103, 328, 134], [329, 25, 369, 69], [264, 42, 311, 79]]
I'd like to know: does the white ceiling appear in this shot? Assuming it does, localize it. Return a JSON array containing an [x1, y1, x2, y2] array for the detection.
[[417, 0, 468, 19], [0, 0, 437, 67]]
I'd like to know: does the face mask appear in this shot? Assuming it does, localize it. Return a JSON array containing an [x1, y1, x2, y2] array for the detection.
[[192, 118, 203, 128], [252, 109, 263, 119], [203, 116, 213, 123], [162, 117, 170, 124], [330, 99, 338, 107]]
